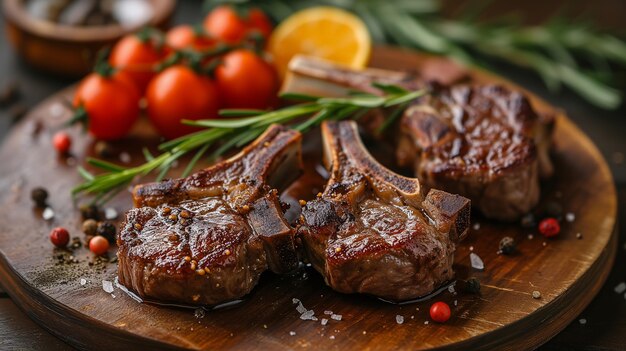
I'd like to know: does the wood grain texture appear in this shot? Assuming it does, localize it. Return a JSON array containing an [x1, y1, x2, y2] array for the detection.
[[0, 47, 618, 350]]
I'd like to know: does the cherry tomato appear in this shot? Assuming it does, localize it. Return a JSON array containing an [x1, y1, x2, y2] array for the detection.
[[166, 25, 217, 51], [73, 71, 141, 140], [429, 301, 451, 323], [539, 218, 560, 238], [203, 6, 272, 43], [89, 235, 110, 256], [146, 65, 220, 139], [215, 50, 278, 109], [109, 34, 167, 92], [50, 227, 70, 248], [53, 132, 71, 154]]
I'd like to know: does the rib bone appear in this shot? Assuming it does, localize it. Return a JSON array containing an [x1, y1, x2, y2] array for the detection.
[[283, 56, 554, 221], [298, 121, 470, 301]]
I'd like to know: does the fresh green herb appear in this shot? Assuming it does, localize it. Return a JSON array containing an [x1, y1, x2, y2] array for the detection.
[[206, 0, 626, 109], [72, 84, 427, 204]]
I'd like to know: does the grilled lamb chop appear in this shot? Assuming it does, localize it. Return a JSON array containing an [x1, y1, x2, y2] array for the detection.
[[298, 121, 470, 301], [283, 56, 554, 221], [117, 125, 303, 306]]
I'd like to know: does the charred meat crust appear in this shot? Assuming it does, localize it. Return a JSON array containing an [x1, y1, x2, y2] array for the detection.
[[298, 121, 470, 301], [117, 125, 302, 306]]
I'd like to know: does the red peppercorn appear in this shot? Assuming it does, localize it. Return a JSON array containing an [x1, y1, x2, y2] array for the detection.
[[53, 132, 71, 154], [429, 301, 451, 323], [89, 235, 109, 256], [539, 218, 560, 238], [49, 227, 70, 248]]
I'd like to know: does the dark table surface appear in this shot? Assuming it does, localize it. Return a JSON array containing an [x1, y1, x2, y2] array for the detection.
[[1, 1, 625, 350]]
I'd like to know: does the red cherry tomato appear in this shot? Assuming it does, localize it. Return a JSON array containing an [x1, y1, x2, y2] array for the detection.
[[89, 235, 110, 256], [53, 132, 71, 154], [429, 302, 451, 323], [215, 50, 279, 109], [109, 34, 167, 92], [50, 227, 70, 248], [203, 6, 272, 43], [73, 71, 141, 140], [539, 218, 560, 238], [146, 65, 220, 139], [166, 25, 217, 51]]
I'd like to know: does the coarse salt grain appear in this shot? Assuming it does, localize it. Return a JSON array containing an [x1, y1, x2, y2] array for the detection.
[[579, 318, 587, 325], [331, 314, 342, 321], [395, 315, 404, 324], [119, 152, 131, 164], [42, 207, 54, 220], [470, 253, 484, 270], [532, 291, 541, 299], [472, 223, 480, 230], [324, 310, 333, 315], [448, 285, 456, 294], [614, 282, 626, 294], [424, 321, 429, 325], [330, 335, 335, 340], [528, 234, 534, 240], [565, 213, 575, 222], [102, 280, 114, 293], [105, 208, 118, 220], [296, 303, 307, 314], [292, 298, 300, 304], [300, 310, 315, 320], [289, 331, 296, 336], [321, 318, 328, 326], [454, 300, 458, 306]]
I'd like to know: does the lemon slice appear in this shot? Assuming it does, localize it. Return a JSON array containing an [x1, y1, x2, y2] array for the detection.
[[268, 7, 371, 78]]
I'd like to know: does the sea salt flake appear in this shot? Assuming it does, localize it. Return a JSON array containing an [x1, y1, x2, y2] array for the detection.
[[448, 285, 456, 294], [102, 280, 114, 293], [324, 310, 333, 315], [330, 314, 342, 321], [289, 331, 296, 336], [105, 208, 118, 220], [300, 310, 315, 320], [470, 253, 484, 270], [565, 213, 576, 222], [454, 300, 458, 306], [395, 315, 404, 324], [321, 318, 328, 326], [42, 207, 54, 220], [292, 298, 300, 304], [579, 318, 587, 325], [194, 308, 205, 319], [80, 278, 86, 286], [119, 152, 131, 164], [296, 302, 307, 314], [614, 282, 626, 294]]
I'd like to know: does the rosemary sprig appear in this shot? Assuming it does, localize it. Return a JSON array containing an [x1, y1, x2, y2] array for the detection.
[[72, 84, 427, 204], [207, 0, 626, 109]]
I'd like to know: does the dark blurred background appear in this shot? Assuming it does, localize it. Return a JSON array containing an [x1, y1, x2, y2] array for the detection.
[[0, 1, 624, 350]]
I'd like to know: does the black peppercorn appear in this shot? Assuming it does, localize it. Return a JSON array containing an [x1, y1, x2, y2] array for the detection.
[[96, 221, 116, 243], [30, 187, 48, 207], [79, 204, 100, 220], [464, 277, 481, 294], [499, 236, 516, 255]]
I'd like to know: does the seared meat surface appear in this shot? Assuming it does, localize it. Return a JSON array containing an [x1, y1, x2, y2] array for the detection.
[[118, 125, 302, 305], [284, 56, 553, 221], [298, 121, 470, 301]]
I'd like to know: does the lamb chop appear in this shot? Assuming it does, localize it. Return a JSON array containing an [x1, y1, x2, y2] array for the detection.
[[298, 121, 470, 301], [117, 125, 303, 306], [283, 56, 554, 221]]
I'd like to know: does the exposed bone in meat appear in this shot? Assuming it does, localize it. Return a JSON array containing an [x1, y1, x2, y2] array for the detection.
[[298, 121, 470, 301], [284, 56, 553, 221], [117, 125, 303, 305]]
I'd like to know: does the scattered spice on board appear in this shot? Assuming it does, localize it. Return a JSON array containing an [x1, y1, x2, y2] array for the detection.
[[96, 221, 116, 242], [498, 236, 516, 255], [532, 291, 542, 299], [82, 219, 98, 236], [80, 204, 100, 220], [395, 315, 404, 324], [30, 187, 48, 207], [94, 141, 114, 158], [576, 233, 583, 239]]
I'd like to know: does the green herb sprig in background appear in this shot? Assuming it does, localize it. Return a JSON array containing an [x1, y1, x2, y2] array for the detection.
[[207, 0, 626, 109], [72, 84, 427, 204]]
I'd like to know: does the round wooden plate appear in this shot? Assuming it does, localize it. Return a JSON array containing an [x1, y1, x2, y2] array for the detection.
[[0, 47, 617, 350]]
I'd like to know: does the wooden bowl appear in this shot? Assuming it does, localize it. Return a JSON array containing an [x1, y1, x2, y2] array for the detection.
[[2, 0, 176, 78]]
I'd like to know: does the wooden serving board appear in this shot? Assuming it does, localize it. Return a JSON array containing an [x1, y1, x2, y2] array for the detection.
[[0, 47, 617, 350]]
